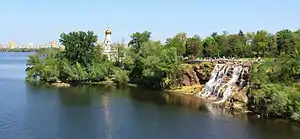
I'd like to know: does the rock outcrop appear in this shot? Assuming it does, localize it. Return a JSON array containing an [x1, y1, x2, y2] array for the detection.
[[180, 61, 216, 86], [178, 59, 254, 113], [51, 82, 70, 88]]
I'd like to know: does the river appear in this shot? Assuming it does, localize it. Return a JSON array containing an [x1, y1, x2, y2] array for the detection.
[[0, 52, 300, 139]]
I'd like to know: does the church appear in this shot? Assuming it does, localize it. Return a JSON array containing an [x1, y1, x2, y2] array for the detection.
[[102, 25, 114, 60], [101, 25, 128, 61]]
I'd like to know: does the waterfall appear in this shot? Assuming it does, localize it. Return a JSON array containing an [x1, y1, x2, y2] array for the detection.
[[239, 69, 244, 87], [197, 64, 229, 97], [197, 62, 247, 103], [216, 66, 243, 103], [196, 64, 220, 96]]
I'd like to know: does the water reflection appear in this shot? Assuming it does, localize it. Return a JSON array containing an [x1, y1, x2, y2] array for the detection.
[[22, 82, 300, 139], [103, 96, 112, 139], [127, 88, 168, 105], [2, 58, 300, 139], [128, 88, 233, 117]]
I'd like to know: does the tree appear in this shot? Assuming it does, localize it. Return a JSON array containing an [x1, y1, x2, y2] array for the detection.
[[252, 30, 269, 57], [203, 36, 218, 57], [294, 29, 300, 55], [185, 35, 203, 59], [238, 30, 245, 38], [211, 32, 218, 39], [165, 32, 188, 56], [128, 31, 151, 52], [110, 43, 127, 68], [174, 32, 188, 43], [276, 29, 295, 55], [266, 34, 277, 57], [59, 31, 98, 68]]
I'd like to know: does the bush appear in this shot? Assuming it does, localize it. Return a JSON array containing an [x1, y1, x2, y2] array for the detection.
[[250, 54, 300, 120]]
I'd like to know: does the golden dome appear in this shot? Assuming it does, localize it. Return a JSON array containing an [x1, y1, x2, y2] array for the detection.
[[105, 29, 111, 34]]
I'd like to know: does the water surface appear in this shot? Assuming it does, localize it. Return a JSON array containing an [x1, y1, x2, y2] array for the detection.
[[0, 52, 300, 139]]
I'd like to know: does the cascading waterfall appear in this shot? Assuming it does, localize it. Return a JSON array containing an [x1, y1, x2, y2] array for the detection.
[[215, 66, 243, 103], [197, 62, 247, 103], [197, 64, 230, 97]]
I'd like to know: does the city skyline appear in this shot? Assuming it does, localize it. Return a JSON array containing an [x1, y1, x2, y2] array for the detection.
[[0, 0, 299, 44], [0, 26, 120, 45]]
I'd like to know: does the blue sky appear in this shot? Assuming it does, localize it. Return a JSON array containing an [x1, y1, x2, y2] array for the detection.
[[0, 0, 299, 44]]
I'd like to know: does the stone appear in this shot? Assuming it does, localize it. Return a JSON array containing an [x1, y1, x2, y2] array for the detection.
[[181, 74, 191, 86], [52, 82, 70, 88], [232, 92, 248, 103]]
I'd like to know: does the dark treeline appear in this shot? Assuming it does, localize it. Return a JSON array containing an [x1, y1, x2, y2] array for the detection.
[[166, 29, 299, 59], [26, 29, 300, 121]]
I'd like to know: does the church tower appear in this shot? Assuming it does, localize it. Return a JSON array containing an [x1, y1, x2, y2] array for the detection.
[[104, 25, 112, 60]]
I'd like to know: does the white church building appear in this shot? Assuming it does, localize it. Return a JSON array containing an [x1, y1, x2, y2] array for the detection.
[[103, 25, 114, 60], [101, 25, 128, 62]]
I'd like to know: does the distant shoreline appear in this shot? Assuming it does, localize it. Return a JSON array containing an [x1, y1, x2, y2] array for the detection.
[[0, 48, 39, 52]]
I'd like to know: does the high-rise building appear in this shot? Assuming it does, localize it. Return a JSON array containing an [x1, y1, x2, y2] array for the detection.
[[9, 41, 15, 49], [51, 41, 57, 48]]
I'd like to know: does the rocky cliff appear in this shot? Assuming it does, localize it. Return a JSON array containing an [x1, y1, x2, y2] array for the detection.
[[175, 59, 253, 112], [180, 61, 216, 86]]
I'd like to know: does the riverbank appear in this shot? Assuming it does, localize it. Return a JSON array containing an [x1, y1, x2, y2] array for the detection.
[[0, 48, 38, 52], [165, 58, 300, 122], [41, 80, 138, 88], [25, 30, 300, 122], [46, 79, 293, 122]]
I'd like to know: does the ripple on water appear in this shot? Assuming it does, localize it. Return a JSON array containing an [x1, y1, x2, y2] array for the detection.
[[0, 104, 22, 138]]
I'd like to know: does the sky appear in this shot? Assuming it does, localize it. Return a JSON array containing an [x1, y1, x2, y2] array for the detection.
[[0, 0, 299, 44]]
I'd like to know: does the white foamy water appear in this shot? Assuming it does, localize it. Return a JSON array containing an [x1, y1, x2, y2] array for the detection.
[[197, 63, 248, 103]]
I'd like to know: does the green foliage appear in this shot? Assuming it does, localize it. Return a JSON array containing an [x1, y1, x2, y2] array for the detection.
[[185, 35, 202, 59], [128, 31, 151, 51], [112, 67, 130, 86], [59, 31, 98, 68], [89, 60, 111, 81], [26, 48, 60, 82], [111, 43, 127, 67], [276, 29, 296, 54], [165, 33, 187, 56], [252, 30, 269, 57], [250, 54, 300, 120], [252, 84, 288, 116], [26, 31, 122, 85]]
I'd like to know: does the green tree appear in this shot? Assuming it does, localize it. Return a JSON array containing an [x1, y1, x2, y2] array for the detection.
[[294, 29, 300, 54], [128, 31, 151, 52], [110, 43, 127, 68], [214, 34, 229, 57], [203, 36, 218, 57], [252, 30, 269, 57], [59, 31, 98, 68], [266, 34, 277, 57], [276, 29, 296, 55], [165, 32, 188, 56], [185, 35, 203, 59], [139, 41, 164, 88]]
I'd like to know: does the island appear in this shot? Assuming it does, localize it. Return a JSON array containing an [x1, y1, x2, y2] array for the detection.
[[25, 28, 300, 121]]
